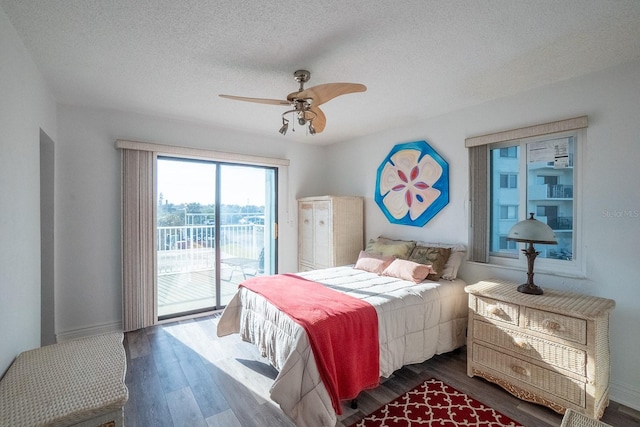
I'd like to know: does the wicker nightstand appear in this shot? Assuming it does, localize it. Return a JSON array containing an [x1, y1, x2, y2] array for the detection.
[[465, 280, 615, 419]]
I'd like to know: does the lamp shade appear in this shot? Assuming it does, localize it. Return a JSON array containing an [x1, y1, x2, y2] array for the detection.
[[507, 213, 557, 244]]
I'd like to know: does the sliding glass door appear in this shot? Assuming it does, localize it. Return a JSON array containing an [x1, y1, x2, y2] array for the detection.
[[156, 157, 276, 319]]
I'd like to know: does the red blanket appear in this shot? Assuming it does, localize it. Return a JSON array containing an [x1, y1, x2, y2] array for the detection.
[[240, 274, 379, 414]]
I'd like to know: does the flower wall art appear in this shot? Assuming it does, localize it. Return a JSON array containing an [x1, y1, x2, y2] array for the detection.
[[375, 140, 449, 227]]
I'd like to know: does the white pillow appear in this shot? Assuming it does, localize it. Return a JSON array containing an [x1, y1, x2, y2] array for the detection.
[[416, 241, 466, 280]]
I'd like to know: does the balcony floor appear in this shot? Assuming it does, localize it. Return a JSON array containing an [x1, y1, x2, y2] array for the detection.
[[157, 262, 260, 317]]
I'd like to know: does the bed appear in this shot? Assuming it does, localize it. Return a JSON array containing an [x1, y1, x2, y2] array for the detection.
[[217, 239, 468, 427]]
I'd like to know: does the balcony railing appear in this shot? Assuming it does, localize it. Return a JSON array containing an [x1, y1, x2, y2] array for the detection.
[[157, 224, 264, 275]]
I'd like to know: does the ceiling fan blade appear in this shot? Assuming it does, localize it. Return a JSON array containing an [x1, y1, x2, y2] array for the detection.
[[219, 94, 290, 106], [308, 106, 326, 133], [286, 91, 302, 102], [296, 83, 366, 106]]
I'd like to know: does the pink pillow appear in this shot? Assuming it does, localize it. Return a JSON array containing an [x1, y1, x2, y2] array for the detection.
[[354, 251, 395, 274], [381, 259, 434, 283]]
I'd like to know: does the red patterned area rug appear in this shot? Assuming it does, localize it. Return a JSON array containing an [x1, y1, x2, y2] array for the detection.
[[350, 378, 524, 426]]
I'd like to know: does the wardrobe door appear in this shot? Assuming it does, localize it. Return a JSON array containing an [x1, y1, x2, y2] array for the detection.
[[312, 200, 333, 268], [298, 201, 315, 270]]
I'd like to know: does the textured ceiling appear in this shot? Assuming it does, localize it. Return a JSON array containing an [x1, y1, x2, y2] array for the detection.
[[2, 0, 640, 144]]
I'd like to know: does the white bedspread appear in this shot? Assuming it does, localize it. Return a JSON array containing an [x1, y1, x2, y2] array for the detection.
[[217, 266, 468, 426]]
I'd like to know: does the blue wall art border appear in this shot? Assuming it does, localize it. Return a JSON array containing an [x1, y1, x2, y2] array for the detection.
[[375, 140, 449, 227]]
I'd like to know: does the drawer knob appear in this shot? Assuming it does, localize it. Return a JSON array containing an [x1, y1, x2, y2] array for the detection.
[[488, 305, 505, 316], [542, 319, 564, 332], [511, 365, 530, 377], [513, 339, 533, 351]]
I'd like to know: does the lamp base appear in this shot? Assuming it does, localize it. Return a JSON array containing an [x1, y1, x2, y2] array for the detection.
[[517, 283, 544, 295], [517, 242, 544, 295]]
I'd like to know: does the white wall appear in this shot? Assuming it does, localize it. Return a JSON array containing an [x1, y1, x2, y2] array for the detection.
[[0, 7, 57, 374], [325, 58, 640, 409], [54, 106, 326, 339], [3, 0, 637, 409]]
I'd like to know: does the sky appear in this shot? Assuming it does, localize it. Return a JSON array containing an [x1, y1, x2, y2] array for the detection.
[[157, 158, 268, 206]]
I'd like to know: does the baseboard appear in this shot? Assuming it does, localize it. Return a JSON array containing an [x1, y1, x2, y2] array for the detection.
[[56, 321, 123, 342], [610, 381, 640, 412]]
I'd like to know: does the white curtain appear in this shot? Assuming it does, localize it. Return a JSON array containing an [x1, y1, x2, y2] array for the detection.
[[121, 149, 155, 331]]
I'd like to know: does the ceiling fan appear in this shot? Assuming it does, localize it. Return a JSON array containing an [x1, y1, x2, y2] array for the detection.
[[219, 70, 366, 135]]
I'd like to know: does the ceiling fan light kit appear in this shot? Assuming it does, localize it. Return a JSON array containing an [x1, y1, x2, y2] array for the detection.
[[219, 70, 366, 135], [279, 118, 289, 135]]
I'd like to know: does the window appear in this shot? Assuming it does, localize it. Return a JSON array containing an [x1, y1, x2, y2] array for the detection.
[[490, 135, 576, 261], [498, 236, 517, 250], [499, 173, 518, 188], [524, 136, 575, 261], [499, 205, 518, 219], [467, 116, 586, 275], [499, 146, 517, 158]]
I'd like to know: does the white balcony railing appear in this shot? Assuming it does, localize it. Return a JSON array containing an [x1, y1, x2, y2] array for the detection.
[[157, 224, 264, 275]]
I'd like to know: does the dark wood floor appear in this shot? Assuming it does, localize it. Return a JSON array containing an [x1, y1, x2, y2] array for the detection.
[[123, 313, 639, 427]]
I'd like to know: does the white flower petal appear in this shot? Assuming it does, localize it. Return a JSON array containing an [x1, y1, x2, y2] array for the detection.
[[390, 149, 421, 172], [383, 189, 410, 219], [408, 188, 441, 220], [416, 154, 443, 186], [379, 162, 405, 194]]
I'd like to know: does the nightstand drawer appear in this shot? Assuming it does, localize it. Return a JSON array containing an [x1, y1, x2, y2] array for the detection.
[[524, 307, 587, 344], [472, 343, 585, 407], [473, 321, 587, 376], [474, 296, 519, 326]]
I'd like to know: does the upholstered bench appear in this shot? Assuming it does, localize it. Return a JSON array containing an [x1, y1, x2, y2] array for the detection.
[[0, 332, 128, 427]]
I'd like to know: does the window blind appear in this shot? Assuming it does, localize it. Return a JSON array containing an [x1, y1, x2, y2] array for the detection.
[[121, 149, 155, 331], [468, 145, 489, 262]]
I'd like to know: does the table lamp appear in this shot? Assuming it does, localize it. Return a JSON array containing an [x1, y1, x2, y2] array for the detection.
[[506, 213, 557, 295]]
